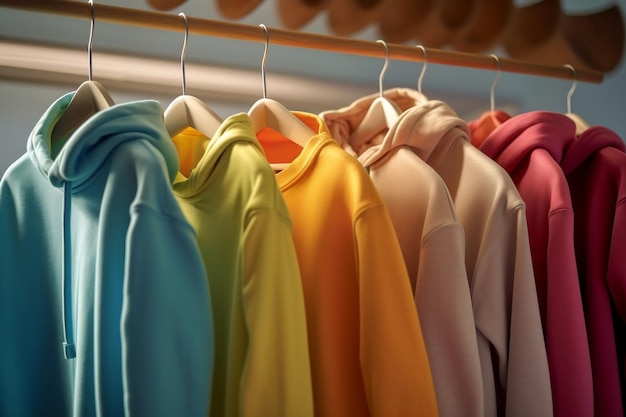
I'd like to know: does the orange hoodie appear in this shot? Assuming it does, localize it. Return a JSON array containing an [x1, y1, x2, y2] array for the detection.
[[256, 111, 439, 417]]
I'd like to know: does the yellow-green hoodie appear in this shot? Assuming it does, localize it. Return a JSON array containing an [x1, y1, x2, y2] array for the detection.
[[171, 113, 313, 417]]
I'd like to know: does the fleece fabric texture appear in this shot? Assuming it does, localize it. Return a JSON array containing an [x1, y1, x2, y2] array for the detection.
[[561, 126, 626, 417], [0, 92, 214, 417], [257, 111, 439, 417], [171, 114, 314, 417], [324, 88, 552, 417], [321, 92, 483, 417]]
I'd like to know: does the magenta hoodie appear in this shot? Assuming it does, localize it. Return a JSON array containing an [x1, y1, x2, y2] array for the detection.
[[561, 126, 626, 417], [475, 111, 594, 417]]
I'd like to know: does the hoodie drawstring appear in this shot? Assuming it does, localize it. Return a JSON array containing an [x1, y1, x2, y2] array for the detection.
[[62, 180, 76, 360]]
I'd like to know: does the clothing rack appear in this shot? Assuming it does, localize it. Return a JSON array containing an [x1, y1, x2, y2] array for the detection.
[[0, 0, 604, 84]]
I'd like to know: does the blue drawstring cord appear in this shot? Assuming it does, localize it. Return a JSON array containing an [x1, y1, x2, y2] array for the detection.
[[62, 181, 76, 360]]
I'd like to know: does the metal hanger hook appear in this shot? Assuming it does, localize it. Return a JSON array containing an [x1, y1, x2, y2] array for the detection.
[[259, 24, 270, 99], [489, 54, 501, 112], [564, 64, 577, 114], [416, 45, 427, 94], [178, 12, 189, 96], [376, 40, 390, 99], [88, 0, 95, 81]]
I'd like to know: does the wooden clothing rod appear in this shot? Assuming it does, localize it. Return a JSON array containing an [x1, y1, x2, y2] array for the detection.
[[0, 0, 604, 84]]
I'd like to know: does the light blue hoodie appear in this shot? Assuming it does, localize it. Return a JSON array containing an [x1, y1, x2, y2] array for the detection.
[[0, 92, 214, 416]]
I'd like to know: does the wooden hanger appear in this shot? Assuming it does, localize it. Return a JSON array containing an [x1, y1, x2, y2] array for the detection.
[[51, 0, 114, 145], [248, 98, 313, 147], [349, 40, 402, 151], [164, 13, 222, 139], [165, 95, 222, 138], [247, 24, 315, 148]]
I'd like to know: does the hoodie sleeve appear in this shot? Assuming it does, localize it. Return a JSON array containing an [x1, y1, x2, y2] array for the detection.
[[417, 222, 484, 417], [239, 208, 314, 417], [118, 141, 214, 417], [473, 204, 553, 417], [608, 198, 626, 322], [355, 203, 440, 417]]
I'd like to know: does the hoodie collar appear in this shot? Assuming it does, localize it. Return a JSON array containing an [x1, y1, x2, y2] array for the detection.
[[254, 111, 335, 190], [321, 88, 469, 169], [478, 111, 576, 172], [561, 125, 626, 175]]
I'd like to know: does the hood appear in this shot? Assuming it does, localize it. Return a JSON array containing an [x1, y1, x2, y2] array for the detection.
[[28, 93, 179, 189], [350, 87, 431, 113], [320, 87, 427, 150], [172, 113, 267, 196], [321, 88, 469, 168], [28, 92, 176, 360], [478, 111, 577, 173], [468, 110, 512, 148], [561, 125, 626, 176]]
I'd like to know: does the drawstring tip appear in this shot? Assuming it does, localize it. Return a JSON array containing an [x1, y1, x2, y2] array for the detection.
[[63, 342, 76, 359]]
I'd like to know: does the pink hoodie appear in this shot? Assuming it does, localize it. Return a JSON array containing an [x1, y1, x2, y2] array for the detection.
[[561, 126, 626, 417], [474, 111, 594, 417], [322, 88, 553, 417]]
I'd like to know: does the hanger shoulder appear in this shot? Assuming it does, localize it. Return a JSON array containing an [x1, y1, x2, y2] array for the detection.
[[349, 96, 401, 150], [51, 80, 114, 144], [566, 112, 590, 136], [248, 98, 314, 147], [164, 95, 223, 138]]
